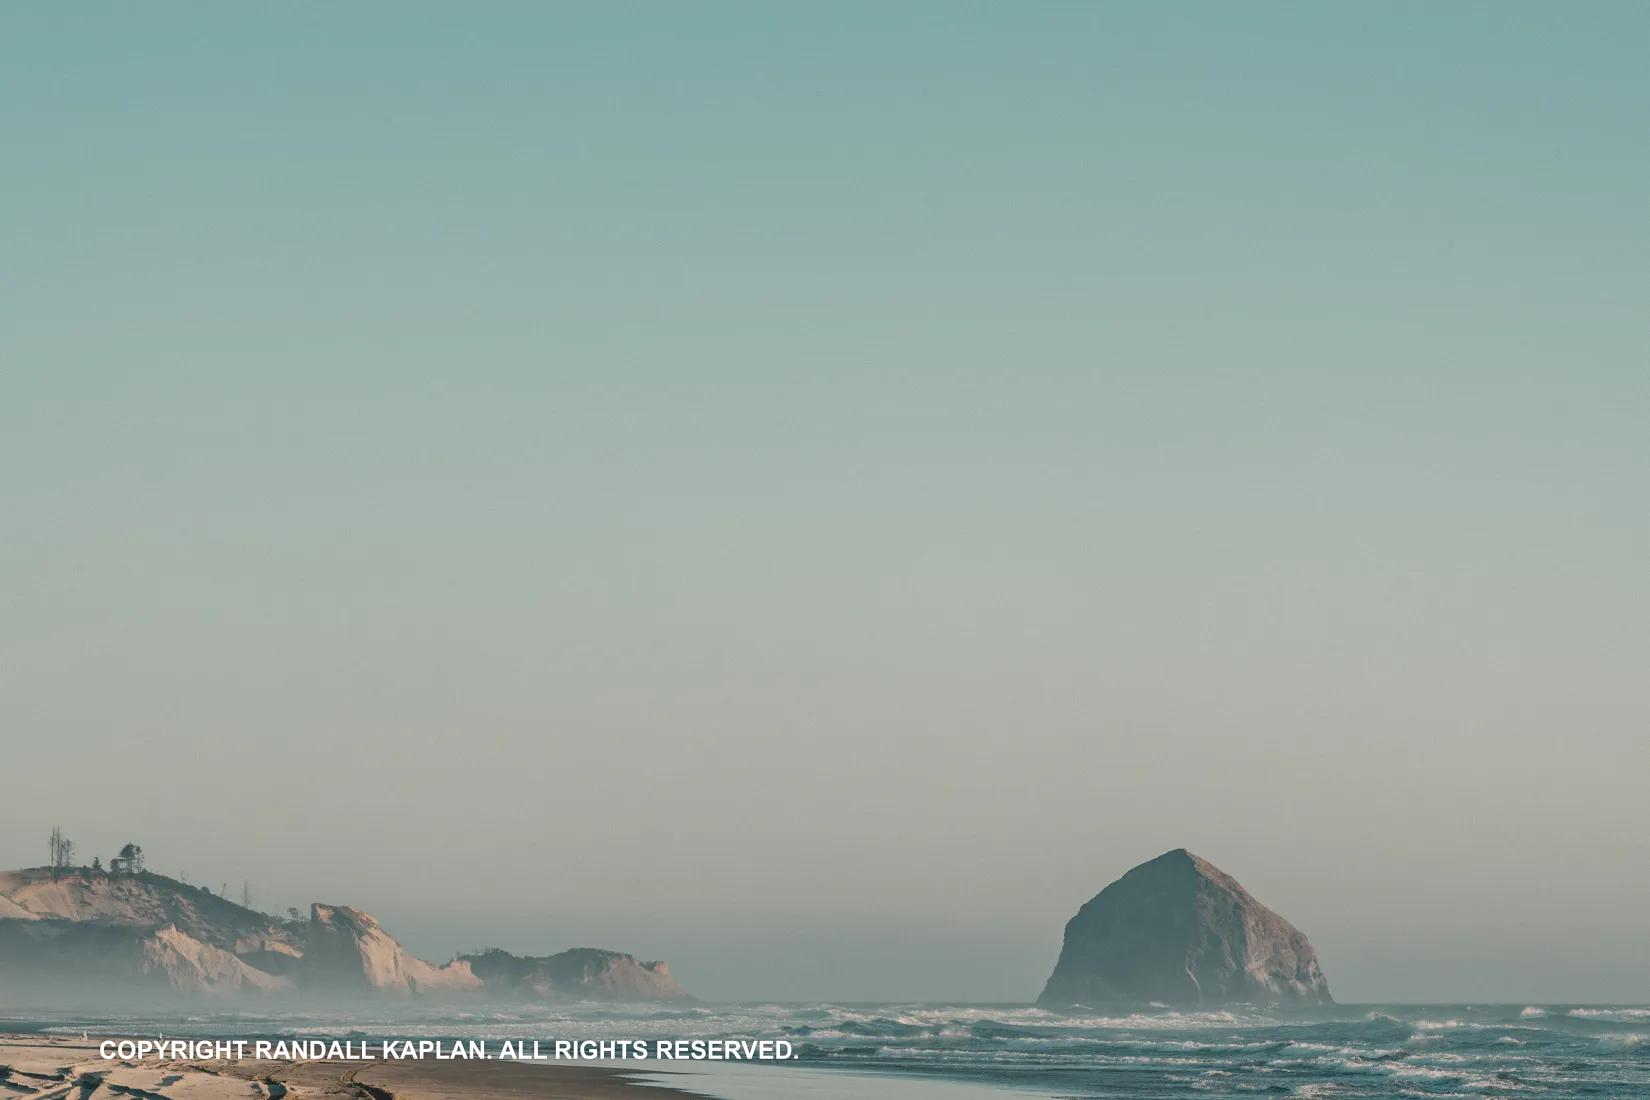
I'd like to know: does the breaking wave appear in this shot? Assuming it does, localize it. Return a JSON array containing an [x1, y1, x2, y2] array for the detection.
[[28, 1000, 1650, 1098]]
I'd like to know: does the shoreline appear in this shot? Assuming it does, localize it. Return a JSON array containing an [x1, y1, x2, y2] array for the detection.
[[0, 1035, 702, 1099]]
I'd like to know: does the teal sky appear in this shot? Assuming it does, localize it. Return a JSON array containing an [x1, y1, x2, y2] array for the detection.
[[3, 3, 1647, 1002]]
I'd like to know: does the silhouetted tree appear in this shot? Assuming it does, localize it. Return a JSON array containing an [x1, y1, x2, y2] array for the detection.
[[48, 827, 75, 877], [112, 843, 145, 875]]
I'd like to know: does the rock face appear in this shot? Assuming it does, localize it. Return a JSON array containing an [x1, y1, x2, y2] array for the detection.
[[141, 925, 296, 994], [300, 904, 481, 996], [0, 869, 299, 954], [1038, 849, 1332, 1008], [460, 947, 692, 1002], [0, 918, 293, 998], [0, 868, 691, 1003]]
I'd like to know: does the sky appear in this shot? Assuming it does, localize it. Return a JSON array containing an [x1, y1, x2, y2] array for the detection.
[[2, 3, 1646, 1004]]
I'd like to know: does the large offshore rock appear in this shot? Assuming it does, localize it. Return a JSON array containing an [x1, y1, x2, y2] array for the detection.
[[1038, 849, 1332, 1007]]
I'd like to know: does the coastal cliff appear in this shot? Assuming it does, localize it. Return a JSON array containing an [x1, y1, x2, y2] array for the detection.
[[0, 918, 293, 997], [300, 903, 482, 996], [0, 869, 299, 953], [0, 868, 688, 1003], [460, 947, 692, 1002], [1038, 849, 1332, 1008]]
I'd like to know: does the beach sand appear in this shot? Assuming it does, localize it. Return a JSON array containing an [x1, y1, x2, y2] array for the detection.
[[0, 1035, 697, 1099]]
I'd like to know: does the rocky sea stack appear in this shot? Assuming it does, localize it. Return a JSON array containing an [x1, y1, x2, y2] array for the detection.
[[1039, 849, 1332, 1008]]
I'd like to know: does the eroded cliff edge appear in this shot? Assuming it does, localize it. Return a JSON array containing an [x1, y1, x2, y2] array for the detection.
[[460, 946, 691, 1002], [0, 868, 690, 1002]]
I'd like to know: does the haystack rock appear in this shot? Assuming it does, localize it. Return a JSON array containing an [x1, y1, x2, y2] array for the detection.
[[460, 947, 693, 1002], [1038, 849, 1332, 1008], [300, 903, 482, 996]]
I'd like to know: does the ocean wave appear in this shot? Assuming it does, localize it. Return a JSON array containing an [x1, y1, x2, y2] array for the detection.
[[33, 1001, 1646, 1098], [1412, 1018, 1467, 1031], [1568, 1007, 1650, 1022]]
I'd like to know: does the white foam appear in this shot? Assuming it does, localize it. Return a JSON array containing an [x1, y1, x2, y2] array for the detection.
[[627, 1061, 1052, 1099], [1569, 1007, 1650, 1022]]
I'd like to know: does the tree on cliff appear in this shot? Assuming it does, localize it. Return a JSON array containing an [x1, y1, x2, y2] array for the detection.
[[112, 843, 145, 875], [48, 826, 76, 878]]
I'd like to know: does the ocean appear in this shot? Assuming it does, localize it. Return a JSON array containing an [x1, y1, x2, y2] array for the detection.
[[14, 1001, 1649, 1098]]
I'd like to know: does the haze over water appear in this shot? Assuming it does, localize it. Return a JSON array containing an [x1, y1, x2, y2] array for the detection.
[[3, 1, 1647, 1008]]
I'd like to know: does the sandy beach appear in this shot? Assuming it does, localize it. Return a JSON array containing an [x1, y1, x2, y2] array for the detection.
[[0, 1035, 695, 1100]]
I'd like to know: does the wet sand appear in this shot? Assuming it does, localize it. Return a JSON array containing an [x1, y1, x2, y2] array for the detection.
[[0, 1035, 701, 1099]]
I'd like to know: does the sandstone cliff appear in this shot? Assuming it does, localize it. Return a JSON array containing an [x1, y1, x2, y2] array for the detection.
[[460, 947, 692, 1002], [141, 925, 296, 994], [0, 867, 690, 1003], [0, 869, 298, 953], [299, 903, 481, 996], [1038, 849, 1332, 1008], [0, 918, 293, 997]]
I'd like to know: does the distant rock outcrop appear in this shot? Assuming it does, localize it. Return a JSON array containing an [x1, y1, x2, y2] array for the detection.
[[0, 868, 690, 1003], [460, 947, 692, 1002], [300, 903, 481, 996], [0, 869, 298, 953], [141, 925, 296, 994], [0, 918, 293, 997], [1038, 849, 1332, 1008]]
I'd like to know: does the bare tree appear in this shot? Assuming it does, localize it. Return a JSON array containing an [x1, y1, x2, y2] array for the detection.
[[48, 827, 75, 877], [242, 880, 252, 909]]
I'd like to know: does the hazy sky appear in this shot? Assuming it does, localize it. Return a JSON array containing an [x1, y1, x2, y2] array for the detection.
[[3, 3, 1646, 1004]]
